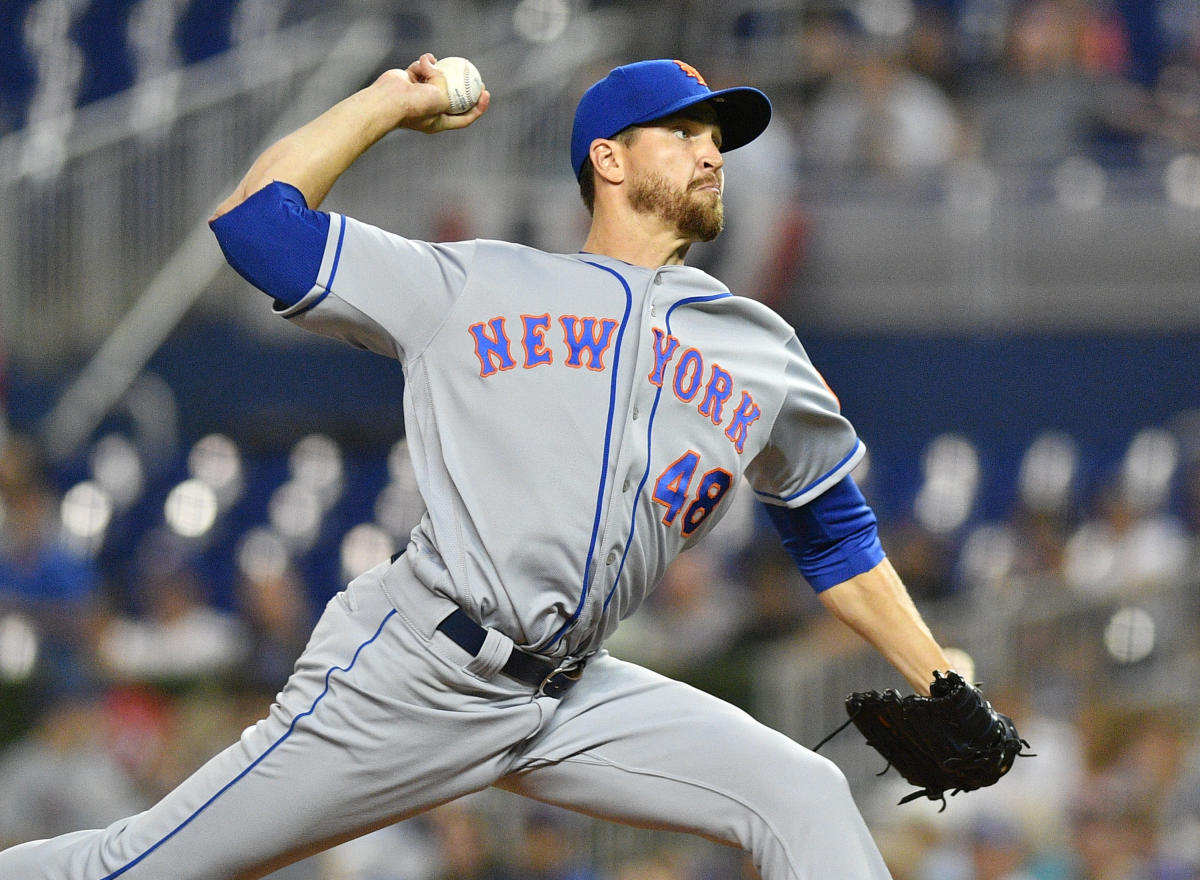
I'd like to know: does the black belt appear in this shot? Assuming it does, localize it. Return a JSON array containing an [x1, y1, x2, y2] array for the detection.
[[436, 608, 585, 698]]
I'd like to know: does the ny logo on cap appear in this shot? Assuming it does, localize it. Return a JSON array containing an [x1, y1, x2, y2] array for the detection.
[[673, 60, 707, 87]]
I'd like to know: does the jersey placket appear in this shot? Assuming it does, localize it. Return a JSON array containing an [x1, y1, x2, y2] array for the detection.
[[584, 268, 676, 646], [541, 259, 642, 653]]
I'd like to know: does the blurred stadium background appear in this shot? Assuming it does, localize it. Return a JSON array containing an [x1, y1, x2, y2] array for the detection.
[[1, 1, 1199, 878]]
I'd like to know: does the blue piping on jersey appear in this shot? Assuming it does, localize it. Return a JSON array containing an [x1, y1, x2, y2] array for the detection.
[[753, 438, 863, 505], [545, 262, 633, 649], [290, 212, 347, 317], [100, 608, 398, 879], [602, 292, 733, 617]]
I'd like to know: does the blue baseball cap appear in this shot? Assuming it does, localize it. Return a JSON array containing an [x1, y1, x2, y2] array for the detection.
[[571, 59, 772, 179]]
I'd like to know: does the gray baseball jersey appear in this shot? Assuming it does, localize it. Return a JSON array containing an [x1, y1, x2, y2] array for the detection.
[[0, 213, 890, 880], [285, 213, 862, 659]]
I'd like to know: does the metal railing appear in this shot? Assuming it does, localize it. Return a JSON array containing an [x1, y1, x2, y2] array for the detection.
[[11, 5, 628, 459], [0, 13, 356, 364], [6, 5, 1200, 392], [0, 3, 634, 376]]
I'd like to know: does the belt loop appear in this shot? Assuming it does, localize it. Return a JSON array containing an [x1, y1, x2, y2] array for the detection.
[[465, 627, 514, 680]]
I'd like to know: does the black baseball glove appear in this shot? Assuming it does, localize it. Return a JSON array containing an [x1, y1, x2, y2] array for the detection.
[[844, 671, 1029, 809]]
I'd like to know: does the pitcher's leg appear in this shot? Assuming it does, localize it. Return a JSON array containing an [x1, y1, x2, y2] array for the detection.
[[503, 653, 891, 880], [0, 577, 544, 880]]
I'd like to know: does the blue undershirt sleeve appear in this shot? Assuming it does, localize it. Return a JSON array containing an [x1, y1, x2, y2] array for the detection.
[[209, 181, 330, 308], [762, 474, 885, 592]]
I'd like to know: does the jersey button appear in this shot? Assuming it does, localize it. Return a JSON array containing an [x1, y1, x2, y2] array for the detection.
[[653, 274, 663, 285], [605, 549, 619, 565], [622, 478, 630, 492], [632, 406, 640, 420]]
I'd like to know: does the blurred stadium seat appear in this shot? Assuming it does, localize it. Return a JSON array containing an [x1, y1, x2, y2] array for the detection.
[[0, 0, 38, 135], [72, 0, 136, 108]]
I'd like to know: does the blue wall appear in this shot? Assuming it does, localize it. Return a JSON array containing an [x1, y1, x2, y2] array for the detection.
[[11, 324, 1199, 508], [801, 332, 1200, 520]]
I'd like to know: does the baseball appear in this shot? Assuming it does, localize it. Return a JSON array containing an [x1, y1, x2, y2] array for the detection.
[[434, 56, 484, 115]]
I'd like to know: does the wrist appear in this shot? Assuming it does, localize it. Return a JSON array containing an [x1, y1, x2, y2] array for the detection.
[[343, 74, 412, 143], [366, 68, 445, 134]]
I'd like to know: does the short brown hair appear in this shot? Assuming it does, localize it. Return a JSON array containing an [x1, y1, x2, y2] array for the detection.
[[578, 128, 638, 215]]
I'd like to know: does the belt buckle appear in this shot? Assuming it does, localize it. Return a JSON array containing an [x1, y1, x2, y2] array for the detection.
[[538, 659, 584, 698]]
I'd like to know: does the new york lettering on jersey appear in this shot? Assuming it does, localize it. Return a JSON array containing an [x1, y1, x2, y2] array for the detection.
[[468, 314, 620, 375], [466, 314, 762, 454]]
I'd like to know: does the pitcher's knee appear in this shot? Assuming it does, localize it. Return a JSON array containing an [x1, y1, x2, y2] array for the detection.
[[747, 746, 864, 834], [739, 752, 881, 879]]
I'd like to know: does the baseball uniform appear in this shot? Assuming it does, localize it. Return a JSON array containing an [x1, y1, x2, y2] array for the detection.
[[0, 60, 894, 880]]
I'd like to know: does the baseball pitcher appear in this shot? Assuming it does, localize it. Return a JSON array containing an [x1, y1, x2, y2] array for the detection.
[[0, 54, 1021, 880]]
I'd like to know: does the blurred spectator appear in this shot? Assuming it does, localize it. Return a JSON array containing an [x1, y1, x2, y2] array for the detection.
[[516, 808, 603, 880], [612, 848, 693, 880], [0, 689, 146, 849], [95, 534, 248, 685], [906, 3, 970, 101], [880, 516, 957, 601], [1148, 59, 1200, 153], [971, 685, 1086, 856], [1172, 411, 1200, 536], [955, 428, 1081, 604], [0, 333, 8, 438], [1060, 425, 1191, 596], [1148, 0, 1200, 152], [1005, 498, 1075, 586], [698, 539, 812, 710], [1162, 732, 1200, 875], [610, 844, 756, 880], [234, 562, 311, 693], [802, 43, 963, 173], [794, 9, 864, 109], [1083, 706, 1192, 824], [964, 0, 1151, 168], [967, 0, 1089, 166], [730, 537, 814, 644], [320, 818, 441, 880], [1065, 777, 1192, 880], [916, 814, 1038, 880], [0, 433, 103, 692], [427, 802, 517, 880], [98, 684, 182, 803], [1009, 429, 1080, 582], [1060, 479, 1191, 598], [602, 545, 743, 682]]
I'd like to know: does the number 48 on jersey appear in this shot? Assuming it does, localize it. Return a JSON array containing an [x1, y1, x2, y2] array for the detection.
[[653, 451, 732, 538]]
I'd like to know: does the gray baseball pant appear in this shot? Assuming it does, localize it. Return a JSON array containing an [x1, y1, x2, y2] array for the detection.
[[0, 557, 891, 879]]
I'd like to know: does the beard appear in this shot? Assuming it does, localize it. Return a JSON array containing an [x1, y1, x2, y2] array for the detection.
[[627, 169, 724, 242]]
